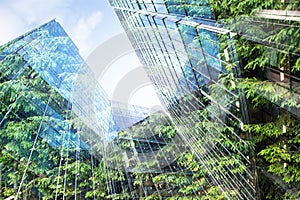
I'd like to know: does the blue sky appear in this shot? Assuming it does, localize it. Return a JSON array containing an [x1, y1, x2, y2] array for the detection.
[[0, 0, 162, 109], [0, 0, 122, 56]]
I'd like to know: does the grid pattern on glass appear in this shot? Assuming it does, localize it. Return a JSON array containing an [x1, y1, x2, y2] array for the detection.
[[109, 0, 214, 18], [0, 19, 200, 199], [110, 101, 152, 132], [105, 111, 200, 199], [114, 8, 255, 200], [111, 1, 300, 199], [0, 20, 114, 199]]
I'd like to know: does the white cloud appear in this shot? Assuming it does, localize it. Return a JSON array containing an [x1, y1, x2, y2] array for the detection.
[[0, 7, 25, 45], [9, 0, 72, 25], [73, 11, 103, 56], [0, 0, 73, 45], [0, 0, 103, 57]]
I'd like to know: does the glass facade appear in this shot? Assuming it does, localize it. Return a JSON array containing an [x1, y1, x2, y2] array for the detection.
[[0, 2, 299, 199], [110, 0, 300, 199], [0, 19, 114, 149], [0, 20, 164, 199], [104, 111, 192, 199], [111, 101, 152, 131]]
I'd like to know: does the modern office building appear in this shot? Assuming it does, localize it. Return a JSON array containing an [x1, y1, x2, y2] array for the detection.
[[0, 20, 170, 199], [0, 18, 193, 200], [109, 0, 300, 199], [0, 2, 299, 199], [111, 101, 152, 132], [0, 19, 114, 150], [0, 19, 129, 199]]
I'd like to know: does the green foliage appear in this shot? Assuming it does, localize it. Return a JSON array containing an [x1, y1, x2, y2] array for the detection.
[[203, 1, 300, 199], [1, 1, 299, 199], [0, 54, 105, 199], [208, 0, 285, 20]]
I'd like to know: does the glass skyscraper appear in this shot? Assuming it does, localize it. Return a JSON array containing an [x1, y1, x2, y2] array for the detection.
[[0, 19, 115, 151], [0, 20, 161, 199], [0, 20, 102, 199], [109, 0, 300, 199], [0, 1, 299, 199]]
